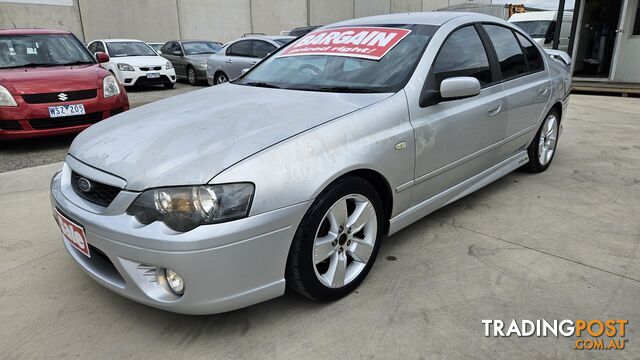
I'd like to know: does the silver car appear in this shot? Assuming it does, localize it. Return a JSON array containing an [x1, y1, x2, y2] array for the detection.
[[50, 12, 571, 314], [206, 35, 293, 85]]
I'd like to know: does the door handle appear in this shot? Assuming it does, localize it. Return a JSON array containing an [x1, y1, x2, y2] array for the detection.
[[487, 101, 502, 116], [226, 59, 233, 64], [250, 61, 257, 65], [538, 87, 549, 96]]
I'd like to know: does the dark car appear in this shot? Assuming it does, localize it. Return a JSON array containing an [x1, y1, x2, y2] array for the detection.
[[288, 25, 322, 37], [161, 40, 222, 85]]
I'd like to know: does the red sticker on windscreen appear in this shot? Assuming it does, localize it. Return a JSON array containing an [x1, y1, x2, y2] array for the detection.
[[278, 27, 412, 61]]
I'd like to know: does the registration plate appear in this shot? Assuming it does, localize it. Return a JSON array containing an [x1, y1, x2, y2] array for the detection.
[[48, 104, 85, 118], [146, 72, 160, 79], [54, 208, 90, 258]]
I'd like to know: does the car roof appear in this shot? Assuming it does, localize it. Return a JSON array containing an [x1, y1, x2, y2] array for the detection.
[[327, 11, 498, 27], [0, 28, 72, 35], [97, 39, 145, 43]]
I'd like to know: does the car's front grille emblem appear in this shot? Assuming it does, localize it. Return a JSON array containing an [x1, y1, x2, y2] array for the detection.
[[77, 177, 92, 192], [57, 93, 68, 101]]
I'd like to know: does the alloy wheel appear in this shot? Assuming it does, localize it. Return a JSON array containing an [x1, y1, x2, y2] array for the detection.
[[312, 194, 377, 288], [538, 114, 558, 166]]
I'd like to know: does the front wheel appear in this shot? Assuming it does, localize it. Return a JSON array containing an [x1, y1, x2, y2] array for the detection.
[[522, 109, 560, 173], [286, 177, 383, 301], [187, 67, 198, 86]]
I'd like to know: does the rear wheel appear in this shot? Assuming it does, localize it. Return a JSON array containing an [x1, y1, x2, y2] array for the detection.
[[286, 177, 383, 301], [213, 72, 228, 85], [522, 109, 560, 173]]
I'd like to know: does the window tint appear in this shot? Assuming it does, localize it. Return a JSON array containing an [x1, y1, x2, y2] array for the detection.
[[227, 40, 252, 57], [515, 32, 543, 72], [252, 41, 276, 58], [483, 25, 527, 80], [88, 42, 97, 53], [433, 26, 492, 86]]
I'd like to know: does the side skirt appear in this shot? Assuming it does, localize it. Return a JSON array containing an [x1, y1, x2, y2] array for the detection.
[[387, 151, 529, 236]]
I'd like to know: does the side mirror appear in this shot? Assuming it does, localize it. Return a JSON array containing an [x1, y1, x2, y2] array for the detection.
[[241, 68, 250, 75], [95, 52, 110, 63], [440, 77, 481, 101]]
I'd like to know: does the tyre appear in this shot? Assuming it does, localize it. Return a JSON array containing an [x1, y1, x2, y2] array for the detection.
[[187, 67, 198, 86], [163, 82, 175, 89], [522, 108, 560, 173], [213, 72, 229, 85], [286, 176, 384, 301]]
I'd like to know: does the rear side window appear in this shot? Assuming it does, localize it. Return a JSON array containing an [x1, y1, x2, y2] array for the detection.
[[515, 32, 544, 72], [227, 40, 252, 57], [252, 41, 276, 58], [483, 24, 527, 80], [433, 26, 492, 86]]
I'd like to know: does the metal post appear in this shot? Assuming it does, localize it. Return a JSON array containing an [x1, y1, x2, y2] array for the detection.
[[553, 0, 566, 50], [567, 0, 581, 57]]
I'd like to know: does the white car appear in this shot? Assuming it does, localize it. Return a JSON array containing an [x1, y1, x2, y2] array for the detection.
[[87, 39, 176, 89]]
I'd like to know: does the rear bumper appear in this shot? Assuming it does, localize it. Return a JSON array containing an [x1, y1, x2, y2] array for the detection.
[[50, 163, 309, 314], [0, 91, 129, 141]]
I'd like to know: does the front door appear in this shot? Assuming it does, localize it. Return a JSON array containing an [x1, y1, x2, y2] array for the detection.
[[409, 25, 508, 203]]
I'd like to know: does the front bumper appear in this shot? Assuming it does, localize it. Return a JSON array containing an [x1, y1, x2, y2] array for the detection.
[[115, 67, 176, 87], [50, 161, 309, 314], [0, 91, 129, 141]]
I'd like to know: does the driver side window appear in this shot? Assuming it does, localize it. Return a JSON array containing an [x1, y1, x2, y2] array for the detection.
[[433, 26, 493, 87]]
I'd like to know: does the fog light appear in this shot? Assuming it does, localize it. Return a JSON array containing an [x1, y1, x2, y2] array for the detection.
[[165, 269, 184, 295]]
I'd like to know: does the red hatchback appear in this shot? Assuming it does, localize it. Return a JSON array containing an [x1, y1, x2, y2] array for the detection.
[[0, 29, 129, 140]]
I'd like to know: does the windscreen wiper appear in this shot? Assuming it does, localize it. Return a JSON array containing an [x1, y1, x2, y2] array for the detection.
[[1, 63, 60, 69], [59, 61, 94, 66], [314, 86, 384, 93], [241, 81, 283, 89]]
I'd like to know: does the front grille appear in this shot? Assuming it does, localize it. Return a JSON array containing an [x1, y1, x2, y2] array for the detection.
[[71, 171, 121, 207], [0, 120, 22, 130], [139, 66, 162, 71], [22, 89, 97, 104], [29, 112, 103, 130], [134, 75, 170, 86]]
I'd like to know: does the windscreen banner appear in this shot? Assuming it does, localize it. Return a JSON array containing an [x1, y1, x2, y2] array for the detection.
[[278, 27, 412, 61]]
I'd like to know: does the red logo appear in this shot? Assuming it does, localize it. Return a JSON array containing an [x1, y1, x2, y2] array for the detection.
[[55, 209, 90, 258], [279, 27, 412, 61]]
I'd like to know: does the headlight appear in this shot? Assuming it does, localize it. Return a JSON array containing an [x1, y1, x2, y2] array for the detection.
[[103, 75, 121, 98], [165, 61, 173, 70], [0, 85, 17, 107], [199, 59, 207, 69], [126, 183, 254, 232], [117, 63, 134, 71]]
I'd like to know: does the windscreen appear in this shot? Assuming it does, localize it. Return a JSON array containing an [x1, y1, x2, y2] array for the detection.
[[235, 24, 438, 93], [107, 42, 157, 57], [0, 34, 94, 69], [183, 41, 222, 55], [511, 21, 553, 38]]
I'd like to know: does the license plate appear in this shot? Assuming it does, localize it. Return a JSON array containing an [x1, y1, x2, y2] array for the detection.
[[48, 104, 85, 118], [146, 72, 160, 79], [54, 209, 90, 258]]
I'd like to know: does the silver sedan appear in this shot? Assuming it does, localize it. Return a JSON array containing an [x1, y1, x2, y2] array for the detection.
[[206, 35, 293, 85], [50, 12, 571, 314]]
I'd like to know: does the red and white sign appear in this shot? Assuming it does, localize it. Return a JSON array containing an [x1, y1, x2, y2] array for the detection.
[[278, 27, 412, 61], [55, 209, 90, 258]]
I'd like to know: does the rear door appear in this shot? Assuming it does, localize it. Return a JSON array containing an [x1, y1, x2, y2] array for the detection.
[[224, 40, 255, 79], [409, 24, 508, 202], [480, 24, 551, 161]]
